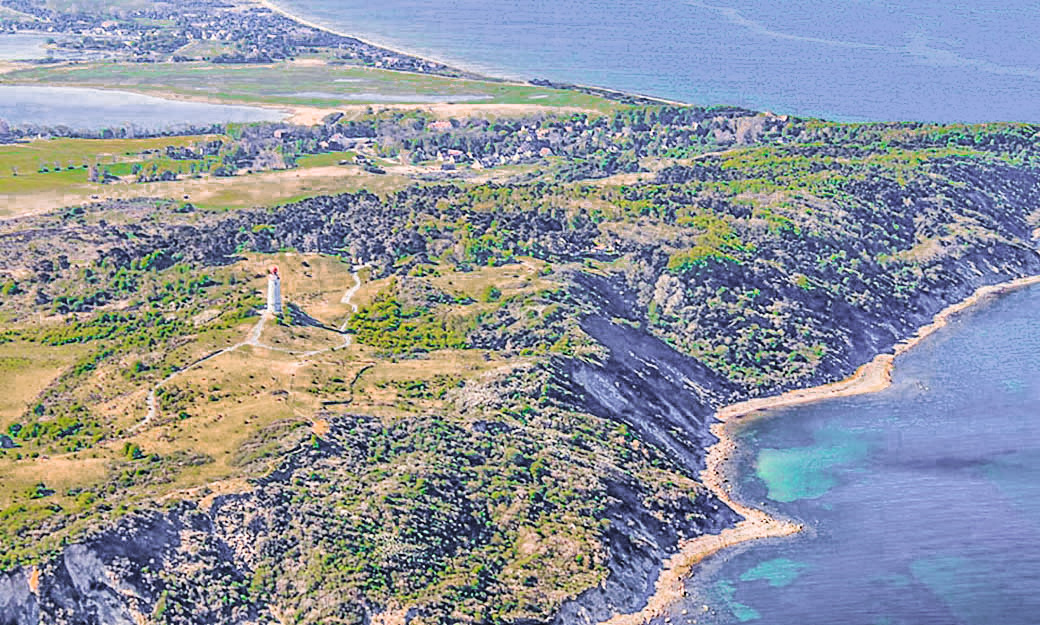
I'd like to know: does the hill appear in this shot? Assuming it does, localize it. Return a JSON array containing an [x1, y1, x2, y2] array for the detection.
[[1, 102, 1039, 623]]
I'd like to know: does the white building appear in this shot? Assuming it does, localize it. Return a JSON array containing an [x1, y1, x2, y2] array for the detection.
[[266, 266, 282, 315]]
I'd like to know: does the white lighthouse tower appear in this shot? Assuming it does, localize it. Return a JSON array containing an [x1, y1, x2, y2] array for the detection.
[[266, 266, 282, 316]]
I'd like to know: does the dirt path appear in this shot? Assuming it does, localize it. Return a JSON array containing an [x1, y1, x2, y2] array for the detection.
[[132, 269, 362, 433]]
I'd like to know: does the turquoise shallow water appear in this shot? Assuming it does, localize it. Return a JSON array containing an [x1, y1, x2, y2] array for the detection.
[[276, 0, 1040, 122], [681, 284, 1040, 625]]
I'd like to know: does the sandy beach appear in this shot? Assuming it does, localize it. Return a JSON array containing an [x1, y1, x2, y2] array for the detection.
[[249, 0, 485, 77], [600, 272, 1040, 625], [249, 0, 686, 107]]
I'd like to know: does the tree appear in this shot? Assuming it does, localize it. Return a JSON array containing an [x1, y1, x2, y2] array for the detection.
[[27, 482, 52, 499], [122, 442, 144, 461], [480, 285, 502, 302]]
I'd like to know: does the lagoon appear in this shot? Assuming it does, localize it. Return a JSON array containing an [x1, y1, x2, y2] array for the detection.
[[0, 33, 53, 61], [0, 86, 284, 131]]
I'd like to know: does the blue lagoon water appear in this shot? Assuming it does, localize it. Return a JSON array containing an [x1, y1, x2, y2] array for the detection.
[[0, 86, 284, 131], [275, 0, 1040, 122], [680, 285, 1040, 625], [0, 33, 53, 60]]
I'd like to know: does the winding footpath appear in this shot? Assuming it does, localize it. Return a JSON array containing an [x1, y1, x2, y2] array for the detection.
[[132, 269, 362, 433]]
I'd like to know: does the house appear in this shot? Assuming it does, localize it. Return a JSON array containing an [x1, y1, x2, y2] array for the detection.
[[437, 148, 468, 164], [327, 133, 354, 150]]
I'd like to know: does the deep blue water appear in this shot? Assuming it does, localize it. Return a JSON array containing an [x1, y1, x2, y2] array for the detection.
[[275, 0, 1040, 122], [678, 285, 1040, 625], [0, 86, 284, 131]]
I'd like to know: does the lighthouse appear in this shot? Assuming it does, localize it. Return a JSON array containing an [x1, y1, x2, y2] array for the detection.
[[266, 266, 282, 315]]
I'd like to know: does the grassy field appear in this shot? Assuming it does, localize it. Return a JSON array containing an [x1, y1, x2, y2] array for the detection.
[[0, 136, 210, 216], [0, 136, 208, 176], [0, 136, 420, 216], [1, 61, 624, 112], [0, 342, 89, 426], [44, 0, 157, 12], [171, 40, 236, 59], [0, 250, 567, 545], [0, 252, 365, 527], [169, 165, 413, 210], [0, 134, 552, 217]]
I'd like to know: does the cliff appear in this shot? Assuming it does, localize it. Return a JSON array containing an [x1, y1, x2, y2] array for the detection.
[[2, 113, 1040, 624]]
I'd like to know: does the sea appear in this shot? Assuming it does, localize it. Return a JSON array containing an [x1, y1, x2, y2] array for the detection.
[[676, 284, 1040, 625], [274, 0, 1040, 123]]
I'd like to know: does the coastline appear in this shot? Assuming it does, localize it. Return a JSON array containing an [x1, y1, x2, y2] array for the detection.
[[249, 0, 688, 107], [600, 272, 1040, 625], [249, 0, 505, 80]]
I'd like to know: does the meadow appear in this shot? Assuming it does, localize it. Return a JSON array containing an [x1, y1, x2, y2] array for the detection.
[[1, 61, 623, 111]]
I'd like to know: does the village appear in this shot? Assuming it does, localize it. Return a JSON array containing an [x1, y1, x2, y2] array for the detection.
[[0, 0, 459, 71]]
